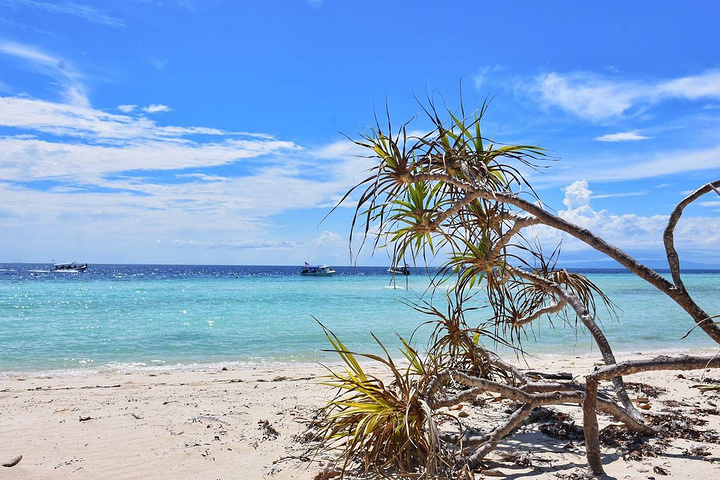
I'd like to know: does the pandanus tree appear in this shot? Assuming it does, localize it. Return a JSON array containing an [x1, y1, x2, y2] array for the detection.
[[314, 98, 720, 478]]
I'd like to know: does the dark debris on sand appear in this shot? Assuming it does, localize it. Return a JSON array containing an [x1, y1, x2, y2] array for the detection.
[[624, 381, 668, 398], [258, 419, 280, 441], [538, 420, 585, 442], [533, 402, 720, 462]]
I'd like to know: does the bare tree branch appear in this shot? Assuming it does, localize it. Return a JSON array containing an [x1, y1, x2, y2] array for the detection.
[[664, 179, 720, 289], [509, 267, 644, 422], [583, 354, 720, 475], [514, 299, 567, 327]]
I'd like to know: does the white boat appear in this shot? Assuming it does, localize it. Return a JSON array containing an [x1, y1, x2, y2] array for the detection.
[[29, 262, 88, 274], [53, 262, 88, 273], [388, 265, 411, 275], [300, 264, 335, 276]]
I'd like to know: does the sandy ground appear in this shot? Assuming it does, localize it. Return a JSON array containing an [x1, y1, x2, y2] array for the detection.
[[1, 352, 720, 479]]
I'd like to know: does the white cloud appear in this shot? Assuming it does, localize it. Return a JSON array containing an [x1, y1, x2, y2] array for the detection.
[[473, 65, 501, 90], [595, 131, 650, 142], [592, 191, 646, 199], [308, 139, 378, 199], [1, 0, 124, 27], [531, 144, 720, 186], [598, 145, 720, 182], [658, 72, 720, 99], [117, 104, 137, 113], [562, 180, 591, 209], [149, 58, 168, 70], [0, 96, 275, 144], [312, 139, 366, 159], [0, 93, 381, 263], [171, 239, 297, 250], [142, 104, 171, 113], [0, 41, 89, 107], [527, 181, 720, 261], [533, 72, 641, 121], [532, 70, 720, 121], [0, 134, 299, 184], [176, 173, 228, 182], [312, 230, 344, 246], [0, 94, 306, 189], [0, 155, 360, 262]]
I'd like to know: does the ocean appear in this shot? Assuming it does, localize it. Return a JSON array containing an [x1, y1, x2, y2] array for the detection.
[[1, 264, 719, 375]]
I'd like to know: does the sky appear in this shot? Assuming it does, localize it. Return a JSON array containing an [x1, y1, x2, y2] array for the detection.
[[1, 0, 720, 267]]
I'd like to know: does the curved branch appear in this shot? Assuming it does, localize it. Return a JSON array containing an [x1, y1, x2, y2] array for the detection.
[[487, 215, 541, 264], [521, 381, 654, 434], [463, 388, 652, 468], [510, 267, 644, 423], [514, 299, 567, 327], [584, 353, 720, 475], [589, 354, 720, 381], [486, 350, 529, 386], [430, 387, 482, 409], [427, 192, 480, 231], [466, 403, 534, 467], [494, 188, 720, 344], [664, 179, 720, 288], [430, 371, 534, 405]]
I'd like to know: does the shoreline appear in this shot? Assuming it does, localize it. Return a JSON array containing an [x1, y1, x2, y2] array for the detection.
[[2, 351, 720, 479], [2, 344, 718, 380]]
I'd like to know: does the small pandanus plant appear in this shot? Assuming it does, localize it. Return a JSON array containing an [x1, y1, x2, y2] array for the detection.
[[314, 321, 445, 478]]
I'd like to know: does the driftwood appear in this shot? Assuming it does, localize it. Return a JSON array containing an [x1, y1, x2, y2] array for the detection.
[[425, 358, 655, 470], [583, 355, 720, 475]]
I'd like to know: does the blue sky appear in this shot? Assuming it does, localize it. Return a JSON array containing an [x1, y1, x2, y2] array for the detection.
[[1, 0, 720, 267]]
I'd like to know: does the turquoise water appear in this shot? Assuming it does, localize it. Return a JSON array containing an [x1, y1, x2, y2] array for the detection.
[[1, 264, 719, 374]]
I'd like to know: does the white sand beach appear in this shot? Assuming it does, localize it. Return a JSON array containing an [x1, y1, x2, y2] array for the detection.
[[2, 353, 719, 479]]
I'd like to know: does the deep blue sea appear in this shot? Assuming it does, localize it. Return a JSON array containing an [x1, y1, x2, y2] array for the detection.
[[1, 264, 719, 375]]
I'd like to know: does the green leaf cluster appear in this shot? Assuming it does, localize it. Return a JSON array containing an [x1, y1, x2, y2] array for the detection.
[[315, 322, 443, 477]]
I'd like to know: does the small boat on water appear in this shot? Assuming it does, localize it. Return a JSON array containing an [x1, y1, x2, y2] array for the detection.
[[29, 262, 88, 274], [388, 265, 411, 275], [301, 263, 336, 276], [53, 262, 88, 272]]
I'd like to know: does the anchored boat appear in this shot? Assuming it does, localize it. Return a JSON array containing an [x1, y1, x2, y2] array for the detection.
[[300, 263, 335, 276], [387, 265, 411, 275], [29, 262, 88, 274]]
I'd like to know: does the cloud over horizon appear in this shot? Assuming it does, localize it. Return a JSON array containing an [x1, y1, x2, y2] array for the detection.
[[0, 91, 375, 263], [527, 180, 720, 264]]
